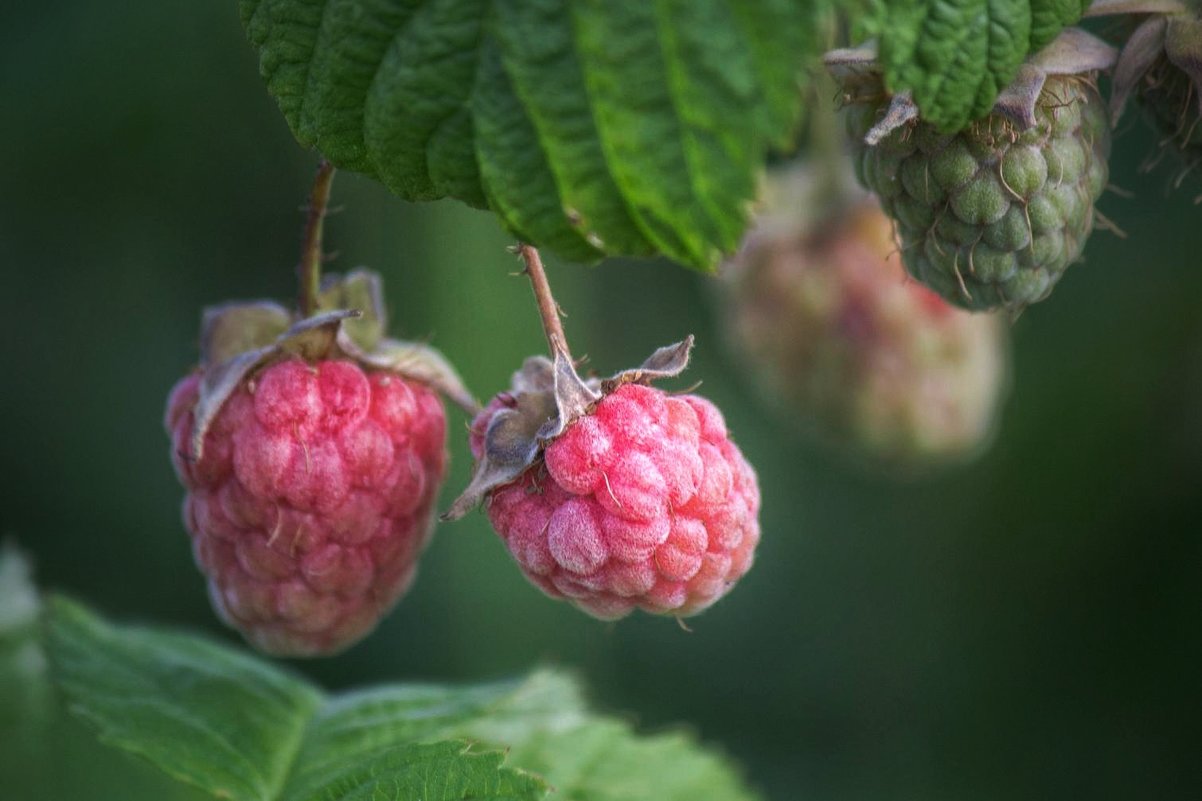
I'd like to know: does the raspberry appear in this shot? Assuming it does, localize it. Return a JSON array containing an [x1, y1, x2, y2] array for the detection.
[[720, 166, 1009, 469], [165, 271, 471, 656], [451, 342, 761, 620], [827, 30, 1115, 312], [167, 358, 446, 656]]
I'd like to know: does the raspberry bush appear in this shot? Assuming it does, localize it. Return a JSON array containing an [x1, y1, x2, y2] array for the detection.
[[7, 2, 1202, 800]]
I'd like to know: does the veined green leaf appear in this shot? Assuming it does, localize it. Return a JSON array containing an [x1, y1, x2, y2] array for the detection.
[[239, 0, 817, 270], [1030, 0, 1090, 52], [507, 721, 759, 801], [45, 596, 760, 801], [872, 0, 1089, 131]]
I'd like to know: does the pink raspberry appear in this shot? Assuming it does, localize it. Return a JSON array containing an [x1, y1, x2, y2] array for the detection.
[[470, 383, 760, 620], [720, 166, 1009, 469], [166, 356, 446, 656]]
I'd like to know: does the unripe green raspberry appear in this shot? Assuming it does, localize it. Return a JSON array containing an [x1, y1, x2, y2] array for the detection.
[[829, 33, 1114, 312]]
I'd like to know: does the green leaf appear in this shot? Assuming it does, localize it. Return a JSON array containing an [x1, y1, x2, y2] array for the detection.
[[47, 596, 324, 801], [280, 673, 586, 799], [872, 0, 1088, 131], [239, 0, 817, 270], [471, 33, 603, 263], [44, 596, 759, 801], [285, 743, 546, 801], [506, 721, 758, 801], [1030, 1, 1090, 53]]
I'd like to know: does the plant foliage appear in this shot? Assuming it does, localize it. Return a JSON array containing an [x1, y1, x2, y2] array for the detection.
[[44, 594, 757, 801], [240, 0, 817, 270], [865, 0, 1090, 130]]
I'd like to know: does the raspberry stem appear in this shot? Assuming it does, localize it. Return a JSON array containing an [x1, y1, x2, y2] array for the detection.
[[516, 243, 571, 360], [297, 160, 337, 318], [809, 71, 847, 204]]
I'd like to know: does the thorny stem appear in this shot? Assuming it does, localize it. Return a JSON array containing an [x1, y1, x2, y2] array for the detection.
[[516, 243, 571, 360], [297, 160, 336, 318]]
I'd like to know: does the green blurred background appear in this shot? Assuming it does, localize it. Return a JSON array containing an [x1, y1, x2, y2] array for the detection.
[[3, 3, 1202, 800]]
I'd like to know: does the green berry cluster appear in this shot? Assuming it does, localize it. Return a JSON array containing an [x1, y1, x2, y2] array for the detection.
[[845, 76, 1110, 312]]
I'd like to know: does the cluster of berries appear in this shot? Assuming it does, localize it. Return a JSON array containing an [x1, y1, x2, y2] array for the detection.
[[713, 10, 1202, 469], [167, 208, 760, 655], [170, 8, 1202, 656], [824, 9, 1202, 314]]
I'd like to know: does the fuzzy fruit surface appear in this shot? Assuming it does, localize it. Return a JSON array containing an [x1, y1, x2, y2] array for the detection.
[[166, 357, 446, 656], [723, 189, 1008, 469], [471, 384, 760, 620], [847, 75, 1110, 311]]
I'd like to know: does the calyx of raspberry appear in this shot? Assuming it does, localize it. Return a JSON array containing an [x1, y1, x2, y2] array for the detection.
[[189, 269, 475, 460], [1088, 0, 1202, 120], [825, 28, 1117, 139], [443, 336, 694, 521]]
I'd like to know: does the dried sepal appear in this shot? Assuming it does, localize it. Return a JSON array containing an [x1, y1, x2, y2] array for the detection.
[[993, 29, 1117, 127], [511, 355, 555, 395], [1109, 16, 1170, 120], [190, 309, 360, 460], [199, 301, 290, 367], [190, 347, 274, 461], [346, 337, 479, 416], [542, 349, 602, 440], [441, 355, 571, 520], [441, 395, 558, 521], [864, 92, 919, 145], [318, 269, 386, 353], [601, 336, 693, 393], [825, 29, 1116, 138], [822, 41, 882, 96], [443, 337, 694, 520], [187, 270, 474, 460], [280, 309, 362, 360]]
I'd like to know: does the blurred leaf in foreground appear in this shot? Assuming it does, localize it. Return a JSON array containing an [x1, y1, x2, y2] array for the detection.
[[44, 595, 758, 801]]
